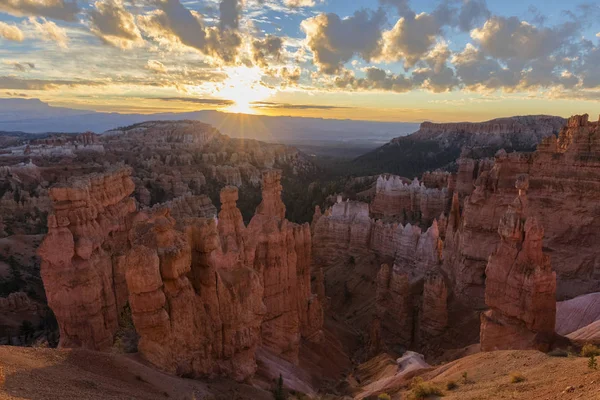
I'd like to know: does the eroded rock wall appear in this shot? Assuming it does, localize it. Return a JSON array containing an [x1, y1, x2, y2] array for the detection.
[[371, 176, 448, 224], [480, 176, 556, 351], [443, 114, 600, 306], [39, 168, 324, 381], [38, 167, 137, 350]]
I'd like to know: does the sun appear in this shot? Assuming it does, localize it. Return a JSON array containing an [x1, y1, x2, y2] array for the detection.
[[219, 66, 272, 114]]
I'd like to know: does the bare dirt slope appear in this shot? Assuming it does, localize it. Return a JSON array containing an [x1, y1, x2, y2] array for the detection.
[[356, 350, 600, 399], [0, 346, 272, 400]]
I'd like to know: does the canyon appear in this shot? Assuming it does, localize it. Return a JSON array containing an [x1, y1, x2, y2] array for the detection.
[[1, 114, 600, 399]]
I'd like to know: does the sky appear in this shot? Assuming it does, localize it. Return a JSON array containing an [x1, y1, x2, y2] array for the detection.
[[0, 0, 599, 122]]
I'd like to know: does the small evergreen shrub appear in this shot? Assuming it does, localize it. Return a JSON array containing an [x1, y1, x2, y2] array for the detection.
[[589, 354, 598, 370]]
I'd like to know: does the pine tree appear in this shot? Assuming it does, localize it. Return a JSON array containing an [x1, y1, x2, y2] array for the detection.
[[274, 374, 285, 400], [589, 354, 598, 370]]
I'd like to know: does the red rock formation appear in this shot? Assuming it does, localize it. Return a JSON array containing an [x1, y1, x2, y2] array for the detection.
[[376, 263, 412, 344], [312, 199, 373, 267], [246, 170, 324, 362], [371, 176, 448, 224], [148, 194, 217, 221], [444, 114, 600, 305], [420, 272, 448, 337], [38, 167, 137, 350], [421, 170, 451, 189], [480, 176, 556, 351], [125, 210, 265, 381], [374, 221, 445, 346], [39, 167, 324, 380], [417, 116, 565, 140]]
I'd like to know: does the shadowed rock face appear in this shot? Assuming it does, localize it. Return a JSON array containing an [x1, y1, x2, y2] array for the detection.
[[371, 175, 448, 225], [39, 168, 324, 381], [313, 196, 446, 349], [443, 114, 600, 306], [480, 176, 556, 352]]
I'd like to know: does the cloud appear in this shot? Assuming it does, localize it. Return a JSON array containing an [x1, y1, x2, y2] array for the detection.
[[146, 60, 167, 74], [411, 42, 459, 92], [333, 68, 413, 93], [4, 91, 29, 97], [137, 0, 241, 62], [4, 61, 36, 72], [471, 16, 576, 62], [579, 45, 600, 88], [157, 97, 234, 105], [458, 0, 490, 31], [219, 0, 241, 31], [252, 35, 283, 67], [28, 17, 69, 49], [0, 76, 104, 90], [520, 58, 579, 89], [379, 11, 443, 67], [284, 0, 316, 7], [89, 0, 143, 49], [301, 9, 386, 74], [0, 21, 24, 42], [251, 101, 350, 109], [378, 0, 413, 18], [0, 0, 78, 21], [452, 43, 519, 90]]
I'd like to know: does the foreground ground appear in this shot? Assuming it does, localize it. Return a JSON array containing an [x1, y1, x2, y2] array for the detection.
[[0, 346, 273, 400], [354, 350, 600, 399], [1, 346, 600, 399]]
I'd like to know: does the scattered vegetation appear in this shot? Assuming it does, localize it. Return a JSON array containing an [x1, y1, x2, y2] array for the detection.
[[581, 344, 600, 357], [113, 303, 139, 353], [510, 372, 526, 383], [461, 372, 469, 384], [548, 349, 569, 357], [445, 381, 458, 390], [377, 394, 391, 400], [589, 354, 598, 370], [274, 374, 286, 400], [0, 255, 26, 296], [409, 377, 444, 399]]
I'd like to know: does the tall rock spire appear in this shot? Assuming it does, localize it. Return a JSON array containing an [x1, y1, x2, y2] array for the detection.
[[480, 174, 557, 351]]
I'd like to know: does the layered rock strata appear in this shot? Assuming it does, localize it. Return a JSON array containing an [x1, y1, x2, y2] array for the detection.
[[125, 208, 265, 381], [480, 176, 556, 351], [371, 176, 448, 224], [443, 114, 600, 305], [246, 170, 324, 362], [39, 168, 324, 381], [38, 167, 137, 350]]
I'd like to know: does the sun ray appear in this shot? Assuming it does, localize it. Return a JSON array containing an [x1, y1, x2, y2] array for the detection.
[[218, 66, 273, 114]]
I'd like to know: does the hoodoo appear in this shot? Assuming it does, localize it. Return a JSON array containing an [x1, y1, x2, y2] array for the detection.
[[480, 175, 557, 351]]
